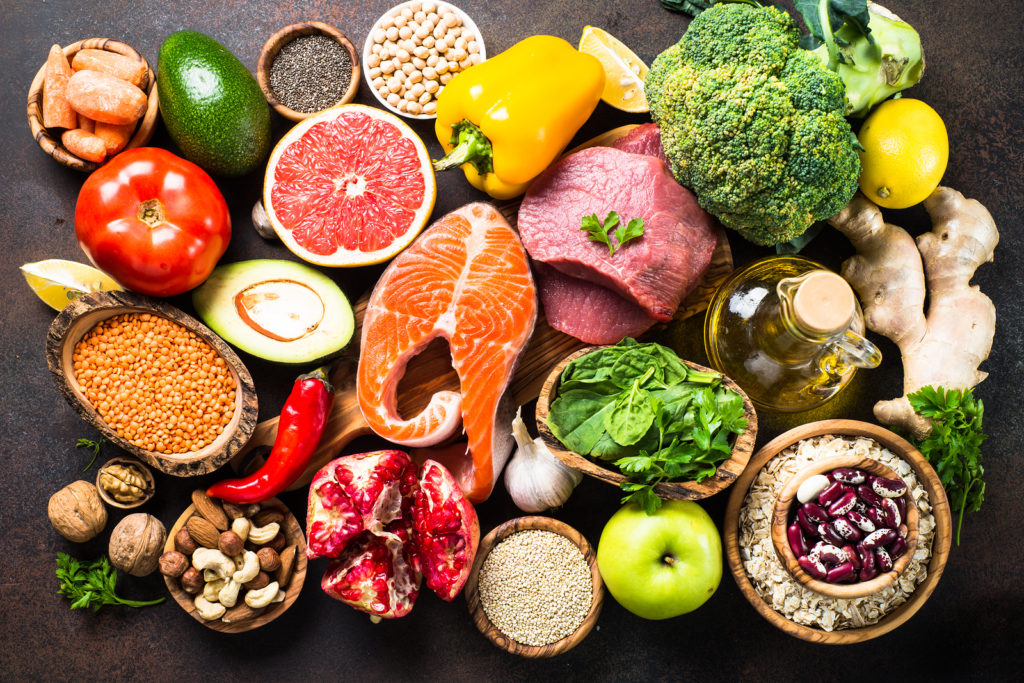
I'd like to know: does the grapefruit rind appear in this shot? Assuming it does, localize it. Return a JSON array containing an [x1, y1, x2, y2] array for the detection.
[[263, 103, 437, 267]]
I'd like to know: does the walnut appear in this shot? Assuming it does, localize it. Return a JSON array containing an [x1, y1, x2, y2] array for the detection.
[[108, 513, 166, 577], [48, 481, 107, 542]]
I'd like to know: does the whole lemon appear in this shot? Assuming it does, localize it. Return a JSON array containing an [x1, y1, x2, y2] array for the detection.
[[857, 99, 949, 209]]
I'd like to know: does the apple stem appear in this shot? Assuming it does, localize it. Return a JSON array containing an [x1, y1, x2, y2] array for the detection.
[[663, 554, 676, 566]]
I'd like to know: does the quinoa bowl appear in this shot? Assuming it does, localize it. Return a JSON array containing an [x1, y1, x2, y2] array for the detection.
[[46, 290, 258, 477], [464, 516, 603, 658], [723, 419, 952, 644]]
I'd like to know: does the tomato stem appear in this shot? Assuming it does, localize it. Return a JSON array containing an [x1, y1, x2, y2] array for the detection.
[[137, 199, 165, 228]]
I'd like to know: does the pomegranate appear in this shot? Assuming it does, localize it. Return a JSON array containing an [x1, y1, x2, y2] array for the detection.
[[307, 450, 480, 618]]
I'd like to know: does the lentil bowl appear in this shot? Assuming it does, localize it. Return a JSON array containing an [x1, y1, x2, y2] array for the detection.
[[46, 291, 258, 477], [464, 516, 603, 658]]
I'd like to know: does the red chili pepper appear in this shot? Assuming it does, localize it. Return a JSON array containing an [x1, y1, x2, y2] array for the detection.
[[207, 367, 334, 504]]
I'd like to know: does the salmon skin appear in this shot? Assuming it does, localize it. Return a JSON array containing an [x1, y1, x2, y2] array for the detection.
[[357, 203, 537, 503]]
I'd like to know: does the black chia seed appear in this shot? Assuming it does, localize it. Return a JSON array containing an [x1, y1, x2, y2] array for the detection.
[[269, 34, 352, 114]]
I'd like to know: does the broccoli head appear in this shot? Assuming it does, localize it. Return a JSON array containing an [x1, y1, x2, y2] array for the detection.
[[646, 2, 860, 246]]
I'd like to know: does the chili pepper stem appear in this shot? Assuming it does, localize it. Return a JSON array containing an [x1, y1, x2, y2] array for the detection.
[[432, 120, 494, 175]]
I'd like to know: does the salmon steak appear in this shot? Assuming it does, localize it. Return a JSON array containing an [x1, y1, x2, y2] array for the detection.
[[357, 203, 537, 503]]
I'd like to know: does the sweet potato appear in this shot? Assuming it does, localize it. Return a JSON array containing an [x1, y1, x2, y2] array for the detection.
[[42, 44, 76, 129], [93, 121, 135, 155], [71, 49, 146, 87], [66, 70, 147, 125], [62, 128, 107, 163]]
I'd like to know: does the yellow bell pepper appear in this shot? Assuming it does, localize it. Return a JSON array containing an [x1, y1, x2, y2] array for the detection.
[[432, 35, 606, 200]]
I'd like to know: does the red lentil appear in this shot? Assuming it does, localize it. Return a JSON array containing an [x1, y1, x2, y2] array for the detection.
[[72, 313, 236, 454]]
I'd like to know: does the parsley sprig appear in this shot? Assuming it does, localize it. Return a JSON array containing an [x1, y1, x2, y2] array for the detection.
[[907, 386, 986, 545], [76, 437, 106, 472], [581, 211, 645, 256], [56, 553, 164, 611]]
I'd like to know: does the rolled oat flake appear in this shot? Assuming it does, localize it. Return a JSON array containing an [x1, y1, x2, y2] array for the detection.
[[270, 34, 352, 114]]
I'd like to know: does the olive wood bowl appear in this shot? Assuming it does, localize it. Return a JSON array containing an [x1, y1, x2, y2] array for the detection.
[[45, 291, 258, 477], [770, 453, 919, 599], [724, 419, 952, 644], [95, 456, 155, 509], [163, 497, 307, 632], [535, 345, 758, 500], [257, 21, 360, 122], [27, 38, 159, 172], [464, 516, 603, 658]]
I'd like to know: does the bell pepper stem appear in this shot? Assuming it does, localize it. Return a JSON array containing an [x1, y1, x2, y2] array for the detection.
[[432, 120, 494, 175]]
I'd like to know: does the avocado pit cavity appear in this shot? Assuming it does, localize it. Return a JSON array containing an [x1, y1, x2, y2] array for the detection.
[[235, 279, 325, 342]]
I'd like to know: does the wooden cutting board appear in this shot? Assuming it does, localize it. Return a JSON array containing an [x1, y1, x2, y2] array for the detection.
[[229, 126, 734, 488]]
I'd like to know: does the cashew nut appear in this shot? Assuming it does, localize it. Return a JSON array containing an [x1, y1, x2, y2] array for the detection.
[[271, 589, 285, 604], [192, 547, 235, 578], [232, 554, 246, 571], [231, 517, 251, 542], [247, 522, 280, 545], [244, 581, 280, 608], [233, 551, 260, 584], [194, 595, 226, 620], [219, 578, 241, 608], [203, 577, 226, 601]]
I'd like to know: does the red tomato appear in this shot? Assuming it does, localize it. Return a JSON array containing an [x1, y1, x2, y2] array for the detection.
[[75, 147, 231, 297]]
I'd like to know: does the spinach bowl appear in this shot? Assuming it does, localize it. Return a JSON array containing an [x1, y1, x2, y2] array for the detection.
[[535, 339, 758, 509]]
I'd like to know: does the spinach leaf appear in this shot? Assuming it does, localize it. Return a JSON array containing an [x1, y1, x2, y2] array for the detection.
[[604, 379, 658, 446], [546, 389, 619, 455]]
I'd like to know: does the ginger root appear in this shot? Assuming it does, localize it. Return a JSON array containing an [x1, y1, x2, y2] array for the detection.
[[829, 187, 998, 439]]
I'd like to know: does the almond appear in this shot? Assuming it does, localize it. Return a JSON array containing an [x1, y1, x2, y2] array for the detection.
[[192, 490, 229, 530], [185, 515, 220, 549], [276, 545, 298, 589], [221, 602, 264, 624]]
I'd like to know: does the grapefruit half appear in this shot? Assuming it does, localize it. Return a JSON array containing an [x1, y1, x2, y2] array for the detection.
[[263, 103, 436, 267]]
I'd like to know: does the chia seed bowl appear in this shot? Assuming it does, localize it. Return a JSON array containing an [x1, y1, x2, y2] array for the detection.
[[257, 21, 360, 122]]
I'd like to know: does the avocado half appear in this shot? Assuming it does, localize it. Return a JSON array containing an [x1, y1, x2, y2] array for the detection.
[[193, 260, 353, 364]]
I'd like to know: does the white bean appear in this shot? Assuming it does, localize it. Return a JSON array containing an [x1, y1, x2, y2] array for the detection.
[[378, 85, 390, 98], [424, 79, 439, 93], [423, 66, 437, 80], [386, 26, 399, 41], [372, 76, 385, 89], [407, 101, 422, 115], [399, 25, 412, 40], [433, 24, 446, 40], [369, 66, 382, 79], [413, 56, 426, 70], [408, 70, 423, 84], [440, 72, 453, 84], [367, 53, 381, 68], [422, 35, 435, 48], [401, 7, 413, 20], [414, 10, 426, 22], [413, 45, 429, 59], [373, 28, 387, 43], [397, 48, 411, 61], [381, 60, 396, 75], [397, 99, 408, 112], [423, 101, 437, 115], [402, 62, 415, 75], [387, 92, 401, 106], [468, 40, 479, 54], [454, 36, 467, 50], [381, 15, 395, 30], [452, 47, 467, 62], [418, 91, 432, 104], [470, 53, 482, 65], [435, 39, 448, 52], [436, 59, 449, 75], [409, 82, 425, 97], [387, 76, 402, 92]]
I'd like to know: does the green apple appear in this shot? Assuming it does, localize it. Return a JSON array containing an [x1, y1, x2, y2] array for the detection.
[[597, 500, 722, 620]]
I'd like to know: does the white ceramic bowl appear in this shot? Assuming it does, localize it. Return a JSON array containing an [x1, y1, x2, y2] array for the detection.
[[362, 0, 486, 120]]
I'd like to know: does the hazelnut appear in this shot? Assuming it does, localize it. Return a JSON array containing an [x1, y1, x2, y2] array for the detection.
[[244, 571, 271, 591], [218, 530, 244, 557], [159, 551, 189, 578], [267, 532, 287, 553], [48, 481, 107, 542], [180, 567, 204, 594], [175, 527, 197, 555], [257, 547, 281, 572], [108, 513, 166, 577]]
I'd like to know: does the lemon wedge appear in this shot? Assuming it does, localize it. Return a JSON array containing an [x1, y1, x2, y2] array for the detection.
[[578, 26, 650, 113], [21, 259, 121, 311]]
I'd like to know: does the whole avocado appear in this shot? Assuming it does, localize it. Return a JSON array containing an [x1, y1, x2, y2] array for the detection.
[[157, 31, 271, 177]]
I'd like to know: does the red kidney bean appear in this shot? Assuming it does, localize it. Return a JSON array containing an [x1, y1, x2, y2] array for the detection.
[[831, 467, 866, 485], [826, 561, 857, 583], [797, 507, 817, 535], [873, 476, 908, 498], [827, 491, 857, 517], [866, 506, 892, 529], [802, 501, 830, 524], [889, 537, 908, 560], [862, 528, 898, 549], [788, 523, 809, 557], [857, 484, 884, 507], [843, 544, 860, 569], [880, 498, 902, 527], [866, 474, 877, 484], [818, 522, 847, 547], [853, 500, 869, 515], [798, 555, 827, 580], [817, 481, 844, 506], [875, 547, 894, 572], [857, 542, 874, 568], [860, 562, 879, 581], [826, 472, 835, 483], [813, 544, 847, 565], [846, 509, 876, 533], [832, 517, 862, 543], [895, 495, 907, 519]]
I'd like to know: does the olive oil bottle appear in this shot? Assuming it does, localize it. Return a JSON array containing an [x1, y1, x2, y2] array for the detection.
[[704, 256, 881, 412]]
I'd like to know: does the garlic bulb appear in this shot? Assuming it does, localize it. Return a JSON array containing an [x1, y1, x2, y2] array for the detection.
[[504, 408, 583, 512]]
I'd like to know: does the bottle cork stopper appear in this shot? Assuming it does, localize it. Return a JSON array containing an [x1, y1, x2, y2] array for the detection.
[[793, 271, 855, 334]]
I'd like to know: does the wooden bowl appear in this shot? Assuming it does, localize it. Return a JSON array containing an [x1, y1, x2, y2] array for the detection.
[[163, 497, 307, 632], [724, 419, 952, 644], [536, 345, 758, 500], [257, 22, 360, 121], [464, 516, 603, 658], [770, 453, 919, 599], [95, 456, 155, 509], [45, 291, 258, 477], [27, 39, 159, 172]]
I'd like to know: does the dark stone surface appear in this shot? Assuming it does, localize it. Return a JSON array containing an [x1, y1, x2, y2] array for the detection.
[[1, 0, 1021, 679]]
